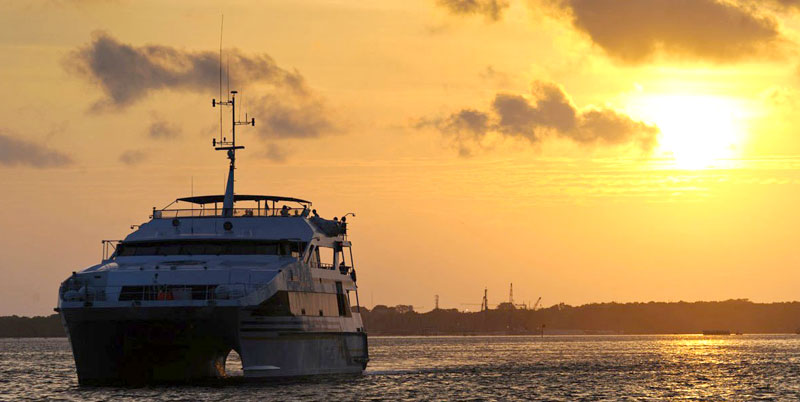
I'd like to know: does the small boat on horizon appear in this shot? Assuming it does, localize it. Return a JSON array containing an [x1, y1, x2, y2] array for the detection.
[[702, 329, 732, 336]]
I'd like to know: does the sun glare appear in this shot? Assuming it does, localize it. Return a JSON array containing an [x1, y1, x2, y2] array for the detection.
[[630, 94, 748, 169]]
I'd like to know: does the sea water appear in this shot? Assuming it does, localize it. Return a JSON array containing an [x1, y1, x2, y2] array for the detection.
[[3, 335, 800, 400]]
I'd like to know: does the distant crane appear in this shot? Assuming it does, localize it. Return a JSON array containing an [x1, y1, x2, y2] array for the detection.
[[532, 297, 542, 311], [461, 287, 490, 312]]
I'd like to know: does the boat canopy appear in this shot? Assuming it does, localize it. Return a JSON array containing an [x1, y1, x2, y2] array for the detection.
[[175, 194, 312, 206]]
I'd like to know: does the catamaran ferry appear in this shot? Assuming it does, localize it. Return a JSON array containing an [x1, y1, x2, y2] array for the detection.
[[56, 90, 368, 385]]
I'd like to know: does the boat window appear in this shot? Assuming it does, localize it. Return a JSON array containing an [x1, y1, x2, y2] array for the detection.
[[318, 246, 334, 269], [305, 245, 317, 266], [228, 243, 256, 255], [204, 243, 224, 255], [133, 245, 157, 256], [119, 285, 218, 301], [158, 244, 181, 255], [335, 282, 351, 317], [255, 244, 279, 255], [338, 247, 352, 269], [347, 290, 358, 312], [116, 240, 306, 257], [181, 244, 206, 255], [283, 241, 302, 255]]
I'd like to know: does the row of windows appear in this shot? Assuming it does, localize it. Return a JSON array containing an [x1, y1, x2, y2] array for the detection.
[[115, 241, 307, 257], [251, 289, 353, 317], [118, 285, 217, 301]]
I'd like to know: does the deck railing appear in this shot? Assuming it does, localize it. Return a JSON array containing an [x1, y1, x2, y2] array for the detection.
[[154, 207, 308, 219], [60, 284, 250, 303], [101, 240, 122, 261]]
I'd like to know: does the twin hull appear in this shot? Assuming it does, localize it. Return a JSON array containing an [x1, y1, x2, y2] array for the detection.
[[61, 306, 368, 385], [59, 261, 368, 385]]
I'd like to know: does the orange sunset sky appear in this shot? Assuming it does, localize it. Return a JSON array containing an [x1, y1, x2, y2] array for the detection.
[[3, 0, 800, 316]]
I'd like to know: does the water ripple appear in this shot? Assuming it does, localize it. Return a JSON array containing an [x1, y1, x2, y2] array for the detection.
[[3, 335, 800, 400]]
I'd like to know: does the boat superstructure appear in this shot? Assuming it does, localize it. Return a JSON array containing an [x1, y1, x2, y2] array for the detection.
[[56, 90, 368, 385]]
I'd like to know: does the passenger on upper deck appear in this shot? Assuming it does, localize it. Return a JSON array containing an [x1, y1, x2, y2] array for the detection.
[[280, 205, 290, 216]]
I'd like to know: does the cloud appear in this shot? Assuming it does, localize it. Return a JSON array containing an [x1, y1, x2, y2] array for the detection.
[[775, 0, 800, 9], [67, 31, 340, 159], [147, 117, 181, 140], [436, 0, 784, 62], [65, 31, 308, 110], [119, 149, 148, 166], [0, 132, 73, 168], [744, 0, 800, 13], [260, 143, 289, 162], [418, 81, 658, 154], [436, 0, 510, 21], [248, 94, 338, 140], [552, 0, 784, 63], [439, 109, 492, 136], [417, 109, 491, 157]]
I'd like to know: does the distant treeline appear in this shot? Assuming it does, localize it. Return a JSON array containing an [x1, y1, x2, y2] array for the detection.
[[360, 300, 800, 335], [0, 314, 64, 338], [6, 300, 800, 337]]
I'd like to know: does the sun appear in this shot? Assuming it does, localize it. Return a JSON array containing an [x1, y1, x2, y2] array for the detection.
[[629, 94, 747, 169]]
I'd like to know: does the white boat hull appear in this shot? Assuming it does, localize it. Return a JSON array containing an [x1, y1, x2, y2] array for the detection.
[[60, 306, 368, 385], [240, 332, 368, 378]]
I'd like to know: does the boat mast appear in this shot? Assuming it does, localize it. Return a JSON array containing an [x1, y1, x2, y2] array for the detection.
[[212, 91, 255, 216]]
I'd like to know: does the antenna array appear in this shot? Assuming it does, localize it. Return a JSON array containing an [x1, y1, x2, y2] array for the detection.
[[210, 19, 256, 216]]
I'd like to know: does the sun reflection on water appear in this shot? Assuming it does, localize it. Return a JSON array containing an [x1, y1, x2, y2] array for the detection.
[[5, 335, 800, 400]]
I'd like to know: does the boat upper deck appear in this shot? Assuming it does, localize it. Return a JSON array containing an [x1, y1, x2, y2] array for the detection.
[[154, 194, 312, 219]]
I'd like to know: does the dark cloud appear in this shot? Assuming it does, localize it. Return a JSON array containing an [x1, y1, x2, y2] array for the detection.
[[553, 0, 783, 63], [440, 109, 491, 136], [119, 149, 148, 166], [575, 109, 658, 150], [745, 0, 800, 12], [436, 0, 510, 21], [419, 81, 658, 154], [67, 31, 340, 159], [416, 109, 490, 157], [774, 0, 800, 8], [494, 84, 577, 136], [248, 94, 337, 140], [0, 132, 73, 168], [147, 117, 181, 140], [65, 31, 308, 110], [437, 0, 783, 62], [260, 143, 289, 163]]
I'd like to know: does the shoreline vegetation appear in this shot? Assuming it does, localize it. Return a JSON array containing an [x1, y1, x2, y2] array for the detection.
[[5, 299, 800, 338]]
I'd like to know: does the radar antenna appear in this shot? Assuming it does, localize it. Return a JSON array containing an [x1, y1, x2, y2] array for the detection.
[[210, 21, 256, 216], [212, 90, 255, 216]]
